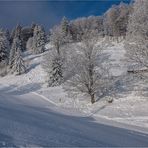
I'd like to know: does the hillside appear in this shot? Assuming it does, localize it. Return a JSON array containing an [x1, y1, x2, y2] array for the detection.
[[0, 37, 148, 129]]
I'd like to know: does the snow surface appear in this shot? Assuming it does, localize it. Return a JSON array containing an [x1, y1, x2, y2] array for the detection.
[[0, 39, 148, 132], [1, 84, 148, 147]]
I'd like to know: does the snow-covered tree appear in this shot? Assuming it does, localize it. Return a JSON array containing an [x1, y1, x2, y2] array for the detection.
[[63, 32, 112, 104], [47, 21, 73, 86], [31, 23, 36, 32], [10, 24, 23, 49], [50, 26, 65, 55], [45, 22, 71, 86], [104, 5, 119, 37], [10, 37, 26, 75], [70, 16, 103, 41], [104, 2, 131, 38], [0, 39, 7, 64], [50, 19, 72, 54], [126, 0, 148, 69], [61, 16, 69, 37], [12, 49, 26, 75], [32, 25, 46, 54], [0, 29, 10, 65], [61, 17, 72, 43], [9, 37, 19, 68], [15, 24, 22, 39], [44, 25, 65, 87], [43, 50, 64, 87], [46, 30, 51, 42], [117, 2, 131, 37], [9, 43, 16, 68], [10, 25, 20, 41], [5, 29, 11, 44]]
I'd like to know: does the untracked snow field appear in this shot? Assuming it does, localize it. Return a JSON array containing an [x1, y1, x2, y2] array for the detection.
[[0, 39, 148, 145]]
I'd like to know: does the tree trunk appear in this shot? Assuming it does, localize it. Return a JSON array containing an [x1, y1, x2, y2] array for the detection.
[[56, 44, 60, 55], [91, 94, 95, 104]]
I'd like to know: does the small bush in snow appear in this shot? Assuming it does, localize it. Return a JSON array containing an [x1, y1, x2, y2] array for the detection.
[[107, 97, 114, 103]]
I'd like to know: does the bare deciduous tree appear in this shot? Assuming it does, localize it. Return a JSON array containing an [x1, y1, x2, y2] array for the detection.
[[50, 26, 65, 55], [63, 32, 112, 104], [104, 2, 131, 39]]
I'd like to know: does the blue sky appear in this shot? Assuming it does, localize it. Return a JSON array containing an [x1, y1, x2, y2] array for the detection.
[[0, 0, 131, 31]]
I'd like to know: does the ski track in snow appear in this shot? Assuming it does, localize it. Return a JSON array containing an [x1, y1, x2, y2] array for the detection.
[[0, 87, 148, 147]]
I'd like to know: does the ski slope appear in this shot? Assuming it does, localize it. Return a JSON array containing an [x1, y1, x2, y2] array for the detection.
[[0, 39, 148, 131], [0, 85, 148, 147]]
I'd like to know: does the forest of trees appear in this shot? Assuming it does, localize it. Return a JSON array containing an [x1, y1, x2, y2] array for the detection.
[[0, 23, 46, 76], [0, 0, 147, 103]]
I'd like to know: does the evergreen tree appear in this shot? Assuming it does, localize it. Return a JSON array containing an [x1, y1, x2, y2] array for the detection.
[[61, 17, 73, 43], [14, 24, 22, 38], [61, 16, 69, 37], [9, 37, 22, 69], [31, 22, 36, 32], [46, 30, 51, 42], [12, 49, 26, 75], [43, 51, 63, 87], [48, 55, 63, 86], [5, 29, 11, 44], [0, 29, 10, 65], [9, 41, 16, 68], [0, 29, 10, 76], [11, 37, 26, 75], [10, 24, 23, 51], [10, 28, 15, 45], [32, 25, 46, 54]]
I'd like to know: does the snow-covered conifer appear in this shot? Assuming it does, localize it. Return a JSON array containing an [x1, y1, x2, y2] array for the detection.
[[5, 29, 11, 44], [32, 25, 46, 54], [0, 29, 10, 76], [9, 36, 23, 69], [0, 29, 10, 65], [45, 24, 69, 86], [10, 37, 26, 75], [61, 16, 69, 37], [9, 37, 20, 68], [12, 49, 26, 75], [43, 50, 63, 86], [10, 24, 24, 50]]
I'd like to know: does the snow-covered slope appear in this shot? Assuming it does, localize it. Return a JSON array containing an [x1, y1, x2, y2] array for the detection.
[[0, 39, 148, 129], [1, 88, 148, 147]]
